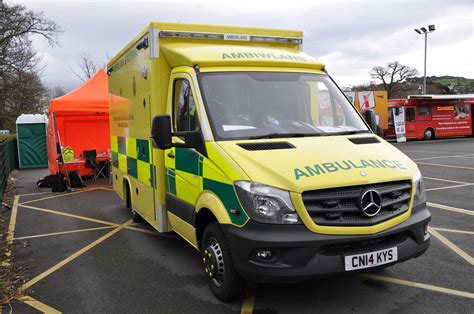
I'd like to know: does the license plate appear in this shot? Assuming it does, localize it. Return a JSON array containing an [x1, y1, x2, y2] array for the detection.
[[344, 247, 398, 271]]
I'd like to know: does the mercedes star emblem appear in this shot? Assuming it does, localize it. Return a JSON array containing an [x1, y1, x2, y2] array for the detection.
[[360, 189, 382, 217]]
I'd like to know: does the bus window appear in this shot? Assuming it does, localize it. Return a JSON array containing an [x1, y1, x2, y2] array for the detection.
[[406, 108, 415, 122], [419, 106, 431, 116], [454, 105, 469, 120]]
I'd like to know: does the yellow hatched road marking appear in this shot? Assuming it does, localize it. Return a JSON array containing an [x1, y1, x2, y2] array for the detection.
[[18, 191, 53, 197], [241, 282, 257, 314], [424, 176, 473, 185], [425, 184, 473, 192], [360, 274, 474, 299], [97, 186, 114, 191], [19, 203, 174, 238], [21, 219, 133, 291], [14, 226, 116, 240], [413, 154, 474, 161], [416, 162, 474, 170], [428, 227, 474, 265], [431, 227, 474, 235], [427, 202, 474, 216], [19, 204, 124, 227], [19, 188, 99, 205], [2, 195, 19, 265], [19, 295, 62, 313], [6, 195, 19, 246]]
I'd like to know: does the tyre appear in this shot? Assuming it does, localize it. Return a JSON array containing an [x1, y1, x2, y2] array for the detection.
[[201, 222, 246, 301], [125, 184, 141, 223], [423, 128, 434, 140]]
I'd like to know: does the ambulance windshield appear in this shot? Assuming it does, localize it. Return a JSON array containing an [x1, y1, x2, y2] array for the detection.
[[198, 72, 369, 140]]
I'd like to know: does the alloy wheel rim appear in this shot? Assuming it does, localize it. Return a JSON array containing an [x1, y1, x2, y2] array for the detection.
[[202, 238, 225, 286]]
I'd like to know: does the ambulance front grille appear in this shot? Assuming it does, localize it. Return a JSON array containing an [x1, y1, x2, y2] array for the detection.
[[302, 181, 412, 226]]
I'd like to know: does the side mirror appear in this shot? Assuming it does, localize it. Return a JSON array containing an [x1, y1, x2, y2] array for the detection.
[[151, 114, 200, 150], [151, 115, 172, 149], [363, 110, 378, 133]]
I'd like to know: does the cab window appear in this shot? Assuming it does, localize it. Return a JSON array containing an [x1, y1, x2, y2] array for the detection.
[[173, 79, 197, 132], [406, 108, 415, 122]]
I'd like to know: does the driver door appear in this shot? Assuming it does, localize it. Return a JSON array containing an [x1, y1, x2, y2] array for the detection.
[[164, 72, 203, 225]]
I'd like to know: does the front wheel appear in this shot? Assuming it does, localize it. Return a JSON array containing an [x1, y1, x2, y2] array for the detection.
[[424, 128, 434, 140], [202, 222, 246, 301]]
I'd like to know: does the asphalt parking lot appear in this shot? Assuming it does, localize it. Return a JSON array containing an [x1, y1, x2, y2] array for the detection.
[[3, 137, 473, 313]]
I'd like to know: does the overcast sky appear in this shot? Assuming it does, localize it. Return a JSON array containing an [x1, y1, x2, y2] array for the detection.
[[13, 0, 474, 92]]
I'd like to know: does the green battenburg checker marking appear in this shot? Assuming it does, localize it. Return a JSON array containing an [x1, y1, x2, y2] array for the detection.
[[176, 147, 200, 175], [203, 178, 248, 225], [127, 156, 137, 178], [137, 139, 149, 163], [112, 152, 118, 168], [118, 137, 126, 155]]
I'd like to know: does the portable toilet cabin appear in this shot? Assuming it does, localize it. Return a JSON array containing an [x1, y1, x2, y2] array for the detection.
[[16, 114, 48, 169]]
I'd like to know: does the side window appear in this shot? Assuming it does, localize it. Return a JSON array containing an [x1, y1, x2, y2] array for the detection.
[[173, 79, 197, 132], [419, 106, 430, 116], [406, 108, 416, 122]]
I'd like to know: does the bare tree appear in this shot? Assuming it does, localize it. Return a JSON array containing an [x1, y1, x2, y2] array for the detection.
[[72, 53, 104, 82], [0, 2, 62, 131], [370, 61, 418, 98]]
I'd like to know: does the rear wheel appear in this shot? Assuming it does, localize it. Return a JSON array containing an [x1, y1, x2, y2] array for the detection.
[[125, 183, 141, 223], [202, 222, 246, 301], [423, 128, 434, 140]]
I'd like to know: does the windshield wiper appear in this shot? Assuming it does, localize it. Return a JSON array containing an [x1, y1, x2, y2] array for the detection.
[[323, 130, 371, 136], [249, 132, 321, 139]]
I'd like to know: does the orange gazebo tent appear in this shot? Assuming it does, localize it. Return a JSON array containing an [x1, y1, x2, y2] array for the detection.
[[47, 70, 111, 175]]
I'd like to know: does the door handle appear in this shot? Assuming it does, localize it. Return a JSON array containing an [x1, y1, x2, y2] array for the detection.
[[167, 152, 175, 159]]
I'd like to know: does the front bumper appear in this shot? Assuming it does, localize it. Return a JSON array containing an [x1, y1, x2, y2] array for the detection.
[[223, 203, 431, 283]]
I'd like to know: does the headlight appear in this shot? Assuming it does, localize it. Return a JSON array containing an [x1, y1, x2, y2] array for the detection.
[[234, 181, 301, 224], [413, 168, 426, 207]]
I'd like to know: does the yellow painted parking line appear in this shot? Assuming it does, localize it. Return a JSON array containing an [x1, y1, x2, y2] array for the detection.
[[19, 203, 174, 238], [122, 225, 180, 239], [428, 227, 474, 265], [4, 195, 20, 262], [19, 203, 124, 227], [18, 191, 53, 197], [414, 154, 474, 161], [241, 282, 257, 314], [416, 162, 474, 170], [97, 186, 114, 191], [360, 274, 474, 299], [6, 195, 19, 246], [424, 176, 473, 185], [19, 295, 62, 313], [431, 227, 474, 235], [19, 188, 99, 205], [21, 219, 133, 291], [425, 184, 473, 192], [396, 138, 469, 145], [14, 226, 116, 240], [427, 202, 474, 216]]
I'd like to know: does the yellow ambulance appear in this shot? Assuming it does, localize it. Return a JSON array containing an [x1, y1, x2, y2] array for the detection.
[[107, 22, 430, 301]]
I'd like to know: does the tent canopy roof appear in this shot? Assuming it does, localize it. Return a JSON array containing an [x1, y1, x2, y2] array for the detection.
[[49, 69, 109, 114]]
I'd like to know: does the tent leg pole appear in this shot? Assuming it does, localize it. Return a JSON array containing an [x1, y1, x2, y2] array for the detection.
[[51, 112, 59, 172]]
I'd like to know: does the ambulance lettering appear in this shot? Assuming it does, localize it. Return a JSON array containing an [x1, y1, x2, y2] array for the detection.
[[294, 159, 407, 180]]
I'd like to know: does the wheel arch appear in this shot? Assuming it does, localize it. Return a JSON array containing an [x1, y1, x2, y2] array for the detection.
[[195, 191, 232, 250], [122, 176, 132, 207]]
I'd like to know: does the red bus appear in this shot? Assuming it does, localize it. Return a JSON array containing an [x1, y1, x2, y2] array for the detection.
[[386, 95, 474, 140]]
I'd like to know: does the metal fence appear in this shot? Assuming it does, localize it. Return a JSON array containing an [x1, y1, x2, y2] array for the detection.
[[0, 138, 17, 204]]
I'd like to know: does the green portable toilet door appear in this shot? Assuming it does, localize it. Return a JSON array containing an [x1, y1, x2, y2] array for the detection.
[[17, 123, 48, 168]]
